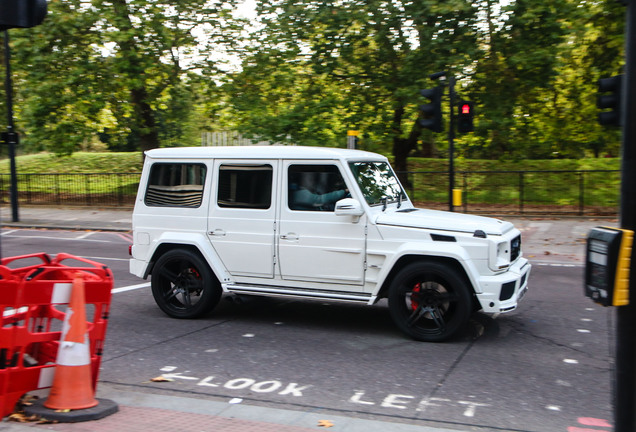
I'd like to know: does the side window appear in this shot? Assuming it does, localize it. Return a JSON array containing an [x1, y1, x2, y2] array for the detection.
[[145, 163, 206, 208], [217, 164, 273, 209], [288, 165, 347, 212]]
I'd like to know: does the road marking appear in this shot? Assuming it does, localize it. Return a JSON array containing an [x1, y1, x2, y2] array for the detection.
[[2, 234, 112, 243], [112, 282, 150, 294], [81, 255, 129, 262], [534, 262, 583, 268]]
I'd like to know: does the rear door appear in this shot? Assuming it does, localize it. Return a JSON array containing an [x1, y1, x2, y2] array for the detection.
[[207, 160, 278, 278]]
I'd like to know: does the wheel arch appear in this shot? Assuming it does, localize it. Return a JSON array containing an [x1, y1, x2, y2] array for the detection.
[[376, 255, 478, 308], [143, 241, 226, 286]]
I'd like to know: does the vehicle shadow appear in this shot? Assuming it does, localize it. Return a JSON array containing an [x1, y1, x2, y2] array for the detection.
[[209, 294, 502, 343]]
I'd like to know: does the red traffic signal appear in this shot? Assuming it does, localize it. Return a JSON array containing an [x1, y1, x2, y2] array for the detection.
[[0, 0, 47, 31], [457, 101, 474, 133]]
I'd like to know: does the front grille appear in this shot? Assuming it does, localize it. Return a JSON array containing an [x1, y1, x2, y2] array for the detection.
[[511, 235, 521, 261]]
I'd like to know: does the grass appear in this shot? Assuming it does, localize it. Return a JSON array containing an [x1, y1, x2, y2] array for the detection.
[[0, 152, 144, 173], [0, 151, 622, 211]]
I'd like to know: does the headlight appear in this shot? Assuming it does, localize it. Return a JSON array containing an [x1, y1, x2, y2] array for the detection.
[[496, 241, 511, 270]]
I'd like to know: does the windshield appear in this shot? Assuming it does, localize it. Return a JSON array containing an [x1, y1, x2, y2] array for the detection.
[[349, 162, 405, 206]]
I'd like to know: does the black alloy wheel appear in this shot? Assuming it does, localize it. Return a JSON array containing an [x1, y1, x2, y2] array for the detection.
[[151, 248, 221, 319]]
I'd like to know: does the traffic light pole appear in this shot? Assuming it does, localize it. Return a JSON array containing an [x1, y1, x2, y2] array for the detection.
[[616, 0, 636, 429], [448, 75, 456, 212], [2, 30, 19, 223]]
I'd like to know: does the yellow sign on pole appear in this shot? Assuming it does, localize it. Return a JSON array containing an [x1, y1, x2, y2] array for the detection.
[[347, 130, 360, 136]]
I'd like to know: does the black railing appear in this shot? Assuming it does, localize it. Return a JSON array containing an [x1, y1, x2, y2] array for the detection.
[[403, 169, 620, 216], [0, 173, 141, 208], [0, 170, 621, 216]]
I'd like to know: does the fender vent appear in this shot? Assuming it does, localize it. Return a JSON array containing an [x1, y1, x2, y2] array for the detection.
[[431, 234, 456, 242]]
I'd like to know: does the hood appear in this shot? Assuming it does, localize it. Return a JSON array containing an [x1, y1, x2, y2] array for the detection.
[[375, 208, 514, 236]]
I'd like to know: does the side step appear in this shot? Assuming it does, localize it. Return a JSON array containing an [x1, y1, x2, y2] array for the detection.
[[225, 284, 374, 304]]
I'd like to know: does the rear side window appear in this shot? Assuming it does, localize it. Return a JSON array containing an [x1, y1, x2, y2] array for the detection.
[[218, 164, 273, 209], [145, 163, 206, 208]]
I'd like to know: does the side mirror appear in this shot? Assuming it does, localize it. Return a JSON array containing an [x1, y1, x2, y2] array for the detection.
[[335, 198, 364, 217]]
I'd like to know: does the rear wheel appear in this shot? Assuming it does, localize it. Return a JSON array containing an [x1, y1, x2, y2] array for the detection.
[[151, 249, 221, 318], [388, 261, 471, 342]]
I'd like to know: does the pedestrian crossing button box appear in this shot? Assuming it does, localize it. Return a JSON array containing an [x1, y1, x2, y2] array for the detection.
[[585, 227, 634, 306]]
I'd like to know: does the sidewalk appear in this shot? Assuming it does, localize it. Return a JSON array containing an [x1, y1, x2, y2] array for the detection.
[[2, 383, 469, 432], [0, 207, 133, 232], [0, 206, 617, 432]]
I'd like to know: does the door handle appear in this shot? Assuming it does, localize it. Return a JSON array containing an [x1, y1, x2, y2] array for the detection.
[[208, 229, 226, 236], [280, 233, 299, 241]]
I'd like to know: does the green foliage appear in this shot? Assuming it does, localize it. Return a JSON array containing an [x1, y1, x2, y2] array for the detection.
[[223, 0, 625, 166], [1, 0, 627, 166], [5, 0, 243, 155]]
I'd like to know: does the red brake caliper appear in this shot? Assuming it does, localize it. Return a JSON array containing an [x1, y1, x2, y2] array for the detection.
[[411, 283, 421, 311]]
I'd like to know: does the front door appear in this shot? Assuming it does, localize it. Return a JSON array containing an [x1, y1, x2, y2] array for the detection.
[[277, 161, 366, 287], [207, 160, 278, 278]]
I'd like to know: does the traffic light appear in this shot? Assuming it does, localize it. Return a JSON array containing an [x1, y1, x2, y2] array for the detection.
[[419, 86, 443, 133], [457, 101, 474, 133], [0, 0, 47, 31], [597, 74, 623, 127]]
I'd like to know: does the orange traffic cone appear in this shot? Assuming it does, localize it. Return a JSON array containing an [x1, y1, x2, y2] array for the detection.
[[44, 273, 98, 410]]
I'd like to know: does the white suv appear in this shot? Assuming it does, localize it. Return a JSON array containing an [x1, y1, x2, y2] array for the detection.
[[129, 146, 530, 342]]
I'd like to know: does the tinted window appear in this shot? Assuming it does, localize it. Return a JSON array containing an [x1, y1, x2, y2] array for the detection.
[[145, 163, 206, 207], [288, 165, 347, 211], [218, 164, 273, 209]]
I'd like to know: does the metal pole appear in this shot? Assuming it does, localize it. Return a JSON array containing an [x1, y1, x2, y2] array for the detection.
[[3, 29, 19, 222], [448, 75, 455, 212], [615, 0, 636, 429]]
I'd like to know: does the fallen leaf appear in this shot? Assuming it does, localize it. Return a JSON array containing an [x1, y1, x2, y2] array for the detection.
[[318, 419, 334, 428], [7, 413, 40, 423], [150, 376, 174, 382], [544, 251, 551, 255]]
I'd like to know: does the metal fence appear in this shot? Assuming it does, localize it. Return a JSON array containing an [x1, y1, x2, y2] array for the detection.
[[404, 169, 620, 216], [0, 173, 141, 207], [0, 169, 621, 216]]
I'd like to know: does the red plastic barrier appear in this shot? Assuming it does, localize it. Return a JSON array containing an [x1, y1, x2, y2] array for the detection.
[[0, 253, 113, 417]]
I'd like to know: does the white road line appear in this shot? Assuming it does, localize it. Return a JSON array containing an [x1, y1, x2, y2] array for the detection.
[[2, 234, 111, 243], [80, 255, 129, 262], [112, 282, 150, 294], [534, 262, 583, 268]]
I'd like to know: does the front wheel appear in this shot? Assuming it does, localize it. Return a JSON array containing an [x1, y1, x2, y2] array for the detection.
[[388, 261, 472, 342], [151, 249, 221, 319]]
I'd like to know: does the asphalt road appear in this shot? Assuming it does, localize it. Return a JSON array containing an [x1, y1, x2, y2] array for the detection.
[[0, 227, 615, 432]]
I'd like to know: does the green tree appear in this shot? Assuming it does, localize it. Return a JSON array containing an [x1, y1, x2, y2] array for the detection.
[[6, 0, 242, 155], [226, 0, 479, 175]]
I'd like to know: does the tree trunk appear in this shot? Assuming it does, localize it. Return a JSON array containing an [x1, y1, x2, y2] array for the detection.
[[112, 0, 160, 152]]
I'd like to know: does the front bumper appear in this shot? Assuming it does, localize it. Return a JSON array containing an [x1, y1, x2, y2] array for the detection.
[[475, 257, 531, 313]]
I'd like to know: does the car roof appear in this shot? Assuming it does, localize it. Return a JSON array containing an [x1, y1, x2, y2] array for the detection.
[[144, 146, 388, 162]]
